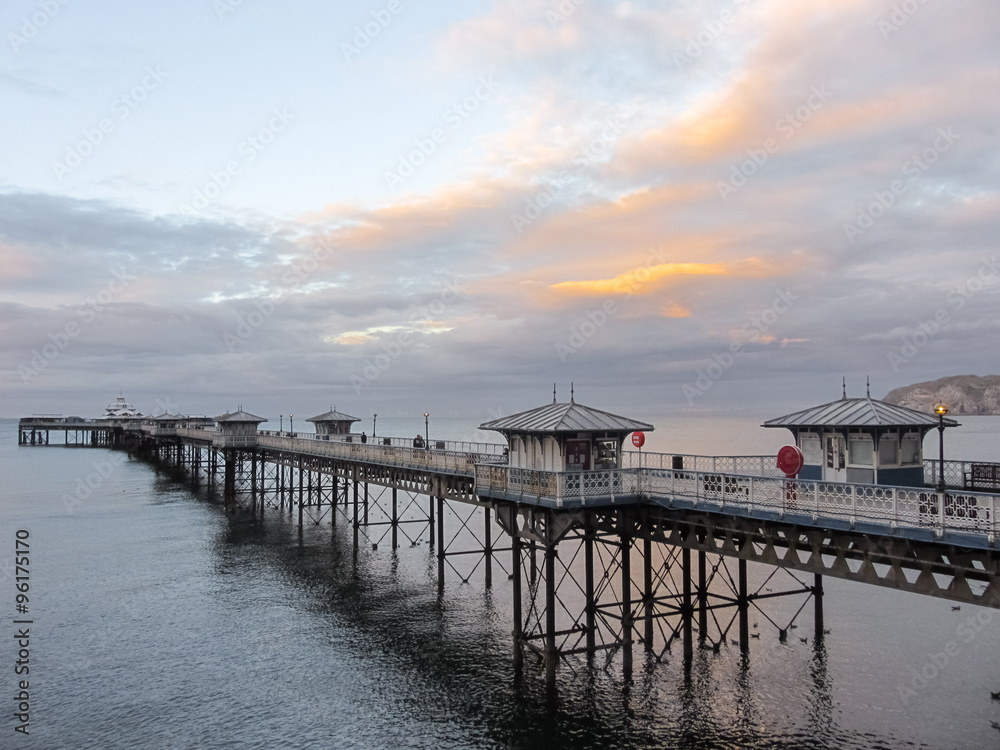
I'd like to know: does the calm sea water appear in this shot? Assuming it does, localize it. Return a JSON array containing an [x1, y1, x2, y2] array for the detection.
[[3, 415, 1000, 750]]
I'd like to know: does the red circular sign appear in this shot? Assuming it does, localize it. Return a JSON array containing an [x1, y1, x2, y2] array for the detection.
[[632, 431, 645, 448], [776, 445, 804, 476]]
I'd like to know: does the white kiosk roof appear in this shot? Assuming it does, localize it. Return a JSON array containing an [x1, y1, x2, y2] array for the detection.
[[480, 401, 653, 434]]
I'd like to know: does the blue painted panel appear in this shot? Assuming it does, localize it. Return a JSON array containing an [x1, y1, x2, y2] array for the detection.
[[877, 466, 924, 488], [799, 464, 822, 480]]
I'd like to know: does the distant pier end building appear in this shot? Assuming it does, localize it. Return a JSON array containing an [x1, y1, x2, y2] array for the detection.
[[764, 396, 959, 487]]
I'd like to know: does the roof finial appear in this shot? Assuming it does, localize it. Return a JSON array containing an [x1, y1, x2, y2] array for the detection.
[[553, 383, 556, 404], [842, 378, 846, 400], [866, 376, 871, 398], [570, 382, 575, 404]]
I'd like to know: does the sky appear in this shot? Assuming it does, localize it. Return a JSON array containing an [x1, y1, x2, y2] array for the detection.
[[1, 0, 999, 425]]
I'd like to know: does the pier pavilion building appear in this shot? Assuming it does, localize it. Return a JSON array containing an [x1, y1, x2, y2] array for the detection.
[[479, 396, 653, 472], [763, 395, 959, 487], [306, 408, 360, 438]]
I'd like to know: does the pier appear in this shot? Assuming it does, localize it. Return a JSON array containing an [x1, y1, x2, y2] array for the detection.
[[18, 399, 1000, 687]]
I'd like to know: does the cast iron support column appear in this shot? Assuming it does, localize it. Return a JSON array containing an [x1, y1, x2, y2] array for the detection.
[[621, 528, 633, 679], [353, 472, 359, 547], [364, 482, 369, 526], [698, 550, 708, 643], [428, 494, 435, 549], [643, 536, 654, 652], [259, 451, 265, 522], [437, 496, 445, 590], [682, 547, 693, 660], [814, 573, 824, 642], [585, 523, 596, 656], [224, 449, 235, 510], [512, 531, 523, 672], [251, 450, 258, 518], [529, 540, 538, 584], [297, 457, 304, 528], [278, 463, 284, 510], [544, 532, 558, 686], [738, 558, 749, 653], [331, 473, 338, 527], [391, 486, 398, 550], [484, 505, 493, 588]]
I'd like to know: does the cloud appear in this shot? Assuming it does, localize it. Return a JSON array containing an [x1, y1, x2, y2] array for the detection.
[[2, 1, 999, 419], [550, 262, 729, 297]]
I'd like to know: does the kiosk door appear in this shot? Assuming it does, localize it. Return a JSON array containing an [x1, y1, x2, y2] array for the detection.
[[824, 434, 846, 482], [565, 440, 591, 471]]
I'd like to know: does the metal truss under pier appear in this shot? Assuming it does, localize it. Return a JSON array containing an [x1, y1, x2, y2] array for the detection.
[[17, 422, 1000, 688]]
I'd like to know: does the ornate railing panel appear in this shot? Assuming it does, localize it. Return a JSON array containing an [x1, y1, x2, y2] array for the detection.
[[474, 464, 999, 541]]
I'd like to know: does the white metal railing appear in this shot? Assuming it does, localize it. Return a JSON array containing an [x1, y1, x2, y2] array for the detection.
[[213, 434, 258, 447], [256, 434, 505, 476], [177, 427, 216, 442], [924, 458, 1000, 490], [642, 467, 997, 538], [622, 451, 783, 477], [256, 430, 506, 457], [473, 464, 999, 541]]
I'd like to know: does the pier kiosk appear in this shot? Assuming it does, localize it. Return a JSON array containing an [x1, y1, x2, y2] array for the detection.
[[213, 409, 266, 448], [213, 409, 267, 505], [763, 396, 958, 487], [306, 408, 360, 440], [479, 397, 653, 473], [479, 396, 653, 684]]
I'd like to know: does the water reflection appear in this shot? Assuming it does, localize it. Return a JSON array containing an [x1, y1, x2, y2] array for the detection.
[[43, 446, 990, 749]]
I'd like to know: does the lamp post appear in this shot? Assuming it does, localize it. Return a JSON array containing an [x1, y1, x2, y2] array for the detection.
[[424, 412, 429, 450], [290, 413, 294, 436], [934, 403, 948, 492], [280, 414, 283, 434], [373, 413, 377, 439]]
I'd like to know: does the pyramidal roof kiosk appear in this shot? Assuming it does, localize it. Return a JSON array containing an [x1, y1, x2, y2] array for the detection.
[[763, 388, 959, 487], [214, 408, 267, 448], [306, 408, 361, 438], [479, 388, 654, 472]]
